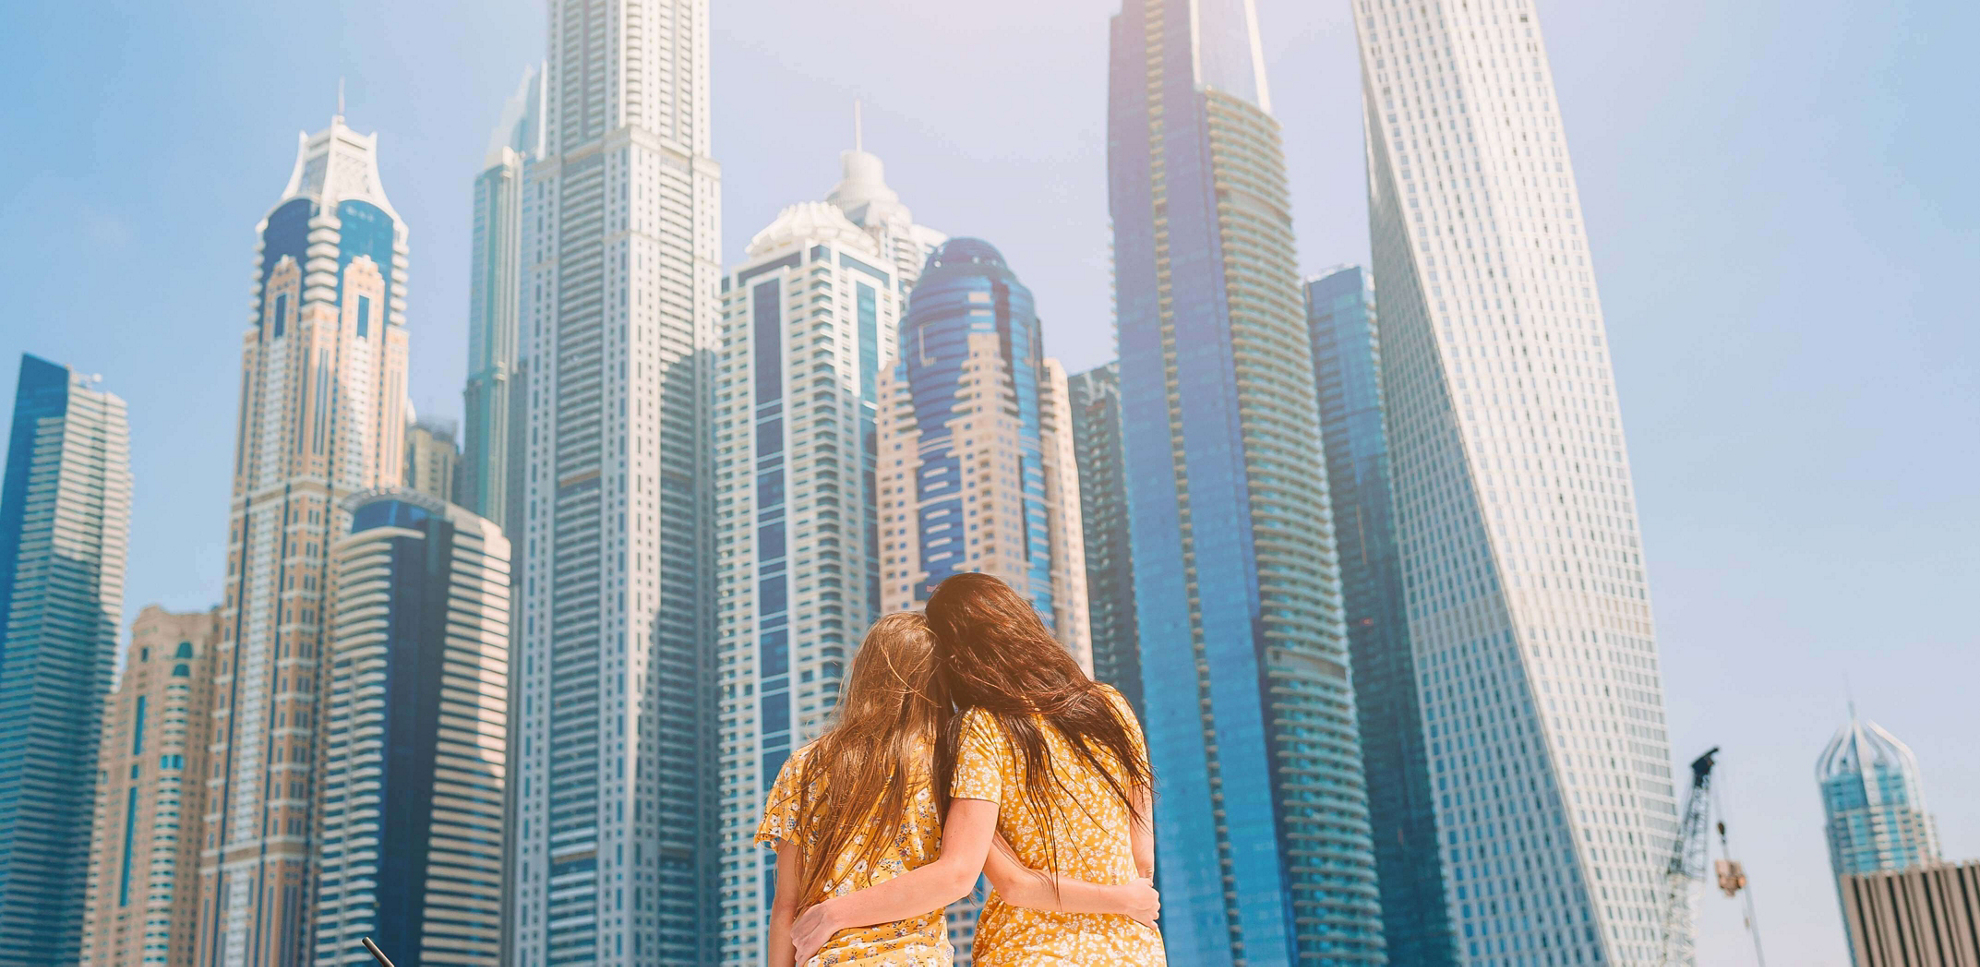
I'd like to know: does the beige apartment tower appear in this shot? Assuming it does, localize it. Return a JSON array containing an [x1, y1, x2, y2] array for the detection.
[[80, 606, 222, 967], [1840, 860, 1980, 967], [197, 109, 409, 967]]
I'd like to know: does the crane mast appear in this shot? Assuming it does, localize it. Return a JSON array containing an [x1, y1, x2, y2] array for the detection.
[[1657, 748, 1719, 967]]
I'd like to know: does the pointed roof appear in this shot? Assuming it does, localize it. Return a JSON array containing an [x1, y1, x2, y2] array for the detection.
[[274, 109, 401, 222], [1817, 710, 1924, 784]]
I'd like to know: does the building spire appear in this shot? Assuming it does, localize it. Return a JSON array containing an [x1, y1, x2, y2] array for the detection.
[[335, 77, 346, 124], [854, 99, 863, 153]]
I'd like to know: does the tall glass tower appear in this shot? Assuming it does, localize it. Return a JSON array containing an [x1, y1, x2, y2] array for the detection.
[[1067, 362, 1141, 715], [196, 109, 410, 967], [0, 354, 130, 966], [1352, 2, 1679, 964], [507, 1, 723, 963], [462, 64, 543, 543], [1108, 1, 1384, 961], [1817, 711, 1940, 881], [1306, 266, 1456, 965]]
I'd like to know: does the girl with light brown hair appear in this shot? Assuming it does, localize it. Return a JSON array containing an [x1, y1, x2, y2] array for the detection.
[[790, 575, 1165, 965], [758, 610, 1157, 967]]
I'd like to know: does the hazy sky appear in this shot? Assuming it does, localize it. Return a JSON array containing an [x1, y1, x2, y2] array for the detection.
[[2, 1, 1974, 964]]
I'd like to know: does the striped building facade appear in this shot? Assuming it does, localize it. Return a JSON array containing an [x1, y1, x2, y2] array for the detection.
[[310, 491, 510, 966]]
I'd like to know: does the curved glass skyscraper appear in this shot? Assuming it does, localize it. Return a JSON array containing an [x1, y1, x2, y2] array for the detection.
[[1107, 1, 1384, 963], [877, 239, 1088, 667], [1352, 1, 1680, 963]]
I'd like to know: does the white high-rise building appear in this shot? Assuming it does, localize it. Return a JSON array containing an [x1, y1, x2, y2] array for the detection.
[[712, 199, 906, 963], [825, 106, 946, 291], [1352, 1, 1679, 964], [507, 0, 722, 963]]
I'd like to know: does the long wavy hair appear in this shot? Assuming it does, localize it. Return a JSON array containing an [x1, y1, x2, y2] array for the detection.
[[926, 573, 1152, 873], [787, 612, 948, 913]]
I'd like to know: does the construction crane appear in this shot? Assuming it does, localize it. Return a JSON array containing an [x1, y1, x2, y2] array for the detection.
[[1657, 747, 1765, 967]]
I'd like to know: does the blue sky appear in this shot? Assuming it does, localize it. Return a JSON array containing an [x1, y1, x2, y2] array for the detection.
[[1, 1, 1974, 963]]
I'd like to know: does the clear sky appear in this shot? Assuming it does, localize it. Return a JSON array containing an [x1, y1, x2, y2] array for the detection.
[[2, 1, 1973, 963]]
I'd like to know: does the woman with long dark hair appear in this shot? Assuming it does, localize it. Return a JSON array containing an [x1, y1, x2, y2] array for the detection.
[[792, 574, 1164, 965]]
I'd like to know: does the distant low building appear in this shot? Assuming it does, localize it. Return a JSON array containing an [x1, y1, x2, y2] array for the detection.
[[405, 416, 462, 504], [1839, 860, 1979, 967]]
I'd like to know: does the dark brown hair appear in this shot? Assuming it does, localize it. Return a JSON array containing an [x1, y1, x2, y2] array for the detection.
[[925, 572, 1151, 872], [785, 612, 948, 913]]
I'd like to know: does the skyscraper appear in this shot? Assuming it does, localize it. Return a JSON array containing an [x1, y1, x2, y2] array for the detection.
[[507, 0, 722, 961], [1818, 712, 1941, 880], [462, 64, 544, 542], [1066, 362, 1141, 714], [198, 109, 410, 967], [311, 491, 510, 966], [824, 106, 947, 291], [1837, 859, 1978, 967], [1352, 2, 1680, 963], [80, 606, 221, 967], [712, 199, 905, 962], [1306, 265, 1456, 965], [1107, 0, 1385, 961], [876, 238, 1089, 666], [405, 416, 462, 504], [0, 354, 131, 966]]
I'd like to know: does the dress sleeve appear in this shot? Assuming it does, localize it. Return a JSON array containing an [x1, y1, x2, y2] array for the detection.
[[949, 709, 1006, 805], [754, 746, 810, 849]]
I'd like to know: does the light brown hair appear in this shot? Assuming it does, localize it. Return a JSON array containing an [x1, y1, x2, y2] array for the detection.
[[785, 612, 948, 912]]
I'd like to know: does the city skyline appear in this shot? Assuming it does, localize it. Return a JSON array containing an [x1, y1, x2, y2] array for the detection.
[[0, 1, 1974, 966]]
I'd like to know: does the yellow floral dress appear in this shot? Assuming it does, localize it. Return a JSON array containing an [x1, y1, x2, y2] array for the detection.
[[756, 739, 954, 966], [951, 685, 1166, 965]]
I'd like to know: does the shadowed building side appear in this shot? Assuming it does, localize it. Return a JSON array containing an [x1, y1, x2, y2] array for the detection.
[[1306, 265, 1456, 965]]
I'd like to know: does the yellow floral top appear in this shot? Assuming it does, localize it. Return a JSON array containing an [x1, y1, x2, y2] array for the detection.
[[951, 685, 1166, 965], [756, 739, 954, 967]]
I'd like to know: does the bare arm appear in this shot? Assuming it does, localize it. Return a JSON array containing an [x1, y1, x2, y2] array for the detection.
[[791, 799, 998, 962], [767, 844, 801, 967], [982, 835, 1159, 927], [1131, 786, 1155, 879]]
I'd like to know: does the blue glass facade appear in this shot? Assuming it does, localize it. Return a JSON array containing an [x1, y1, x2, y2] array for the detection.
[[1109, 1, 1384, 962], [0, 354, 126, 966], [898, 239, 1055, 621], [1306, 267, 1455, 965], [351, 499, 455, 965], [1066, 363, 1141, 715], [1818, 714, 1941, 881]]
